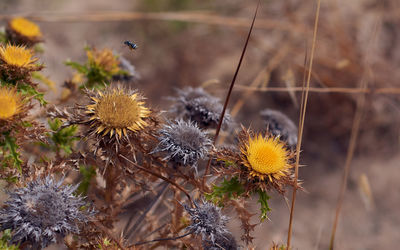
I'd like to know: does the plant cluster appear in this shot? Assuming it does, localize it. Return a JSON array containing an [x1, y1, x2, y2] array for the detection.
[[0, 16, 299, 249]]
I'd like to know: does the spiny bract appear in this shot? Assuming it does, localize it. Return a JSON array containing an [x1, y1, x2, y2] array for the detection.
[[0, 176, 91, 248], [153, 119, 212, 167], [184, 201, 229, 243]]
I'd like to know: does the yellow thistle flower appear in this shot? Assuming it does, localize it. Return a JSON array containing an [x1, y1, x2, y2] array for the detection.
[[9, 17, 42, 39], [86, 48, 120, 75], [0, 44, 37, 68], [86, 87, 150, 138], [240, 133, 292, 182], [0, 86, 24, 120]]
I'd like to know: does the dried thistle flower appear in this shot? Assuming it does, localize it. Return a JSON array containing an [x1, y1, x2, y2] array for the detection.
[[6, 17, 42, 46], [153, 119, 212, 167], [202, 232, 238, 250], [216, 127, 296, 194], [85, 86, 150, 139], [184, 201, 229, 243], [169, 87, 232, 129], [260, 109, 298, 148], [0, 176, 91, 248], [0, 44, 42, 80]]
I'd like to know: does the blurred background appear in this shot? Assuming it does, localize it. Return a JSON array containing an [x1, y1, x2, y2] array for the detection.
[[1, 0, 399, 249]]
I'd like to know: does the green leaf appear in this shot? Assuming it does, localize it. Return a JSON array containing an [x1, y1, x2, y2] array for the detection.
[[257, 189, 271, 222], [46, 119, 78, 155], [76, 165, 96, 195], [17, 84, 47, 106], [3, 132, 22, 172], [65, 61, 89, 74], [0, 229, 19, 250], [205, 177, 245, 206]]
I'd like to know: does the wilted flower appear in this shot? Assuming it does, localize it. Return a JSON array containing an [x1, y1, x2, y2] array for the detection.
[[202, 232, 238, 250], [6, 17, 42, 46], [260, 109, 297, 148], [49, 85, 156, 167], [153, 119, 212, 167], [169, 87, 232, 129], [85, 86, 150, 139], [216, 127, 296, 194], [184, 201, 228, 243], [0, 176, 91, 248], [0, 44, 42, 80]]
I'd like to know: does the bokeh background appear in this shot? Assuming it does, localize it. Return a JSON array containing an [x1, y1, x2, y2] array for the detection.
[[1, 0, 400, 249]]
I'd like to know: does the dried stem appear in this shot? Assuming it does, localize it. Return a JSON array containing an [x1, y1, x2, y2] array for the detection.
[[119, 154, 193, 205], [286, 0, 321, 248], [202, 0, 261, 189]]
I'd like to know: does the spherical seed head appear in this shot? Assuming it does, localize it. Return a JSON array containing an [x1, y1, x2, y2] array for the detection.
[[260, 109, 298, 148], [0, 44, 37, 68], [9, 17, 42, 39], [0, 176, 91, 248], [86, 87, 150, 138], [241, 133, 291, 182], [112, 56, 139, 82], [0, 86, 23, 120], [184, 201, 228, 242], [154, 119, 212, 166], [170, 87, 232, 129]]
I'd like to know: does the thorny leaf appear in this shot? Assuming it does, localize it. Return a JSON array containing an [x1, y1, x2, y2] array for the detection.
[[205, 177, 245, 206], [17, 83, 47, 105], [44, 119, 79, 155], [2, 132, 22, 172], [257, 189, 271, 221]]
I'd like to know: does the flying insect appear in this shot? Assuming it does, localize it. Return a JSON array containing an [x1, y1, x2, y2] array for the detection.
[[124, 40, 138, 50]]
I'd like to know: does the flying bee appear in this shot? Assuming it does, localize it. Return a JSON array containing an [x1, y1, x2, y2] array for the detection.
[[124, 40, 138, 51]]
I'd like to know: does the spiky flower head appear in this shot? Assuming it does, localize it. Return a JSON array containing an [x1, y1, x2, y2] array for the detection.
[[0, 176, 91, 248], [86, 47, 120, 75], [260, 109, 298, 148], [240, 131, 292, 182], [184, 201, 228, 243], [0, 86, 24, 121], [0, 44, 41, 80], [153, 119, 212, 167], [216, 127, 296, 194], [202, 232, 238, 250], [169, 87, 232, 129], [6, 17, 42, 46], [85, 86, 150, 139]]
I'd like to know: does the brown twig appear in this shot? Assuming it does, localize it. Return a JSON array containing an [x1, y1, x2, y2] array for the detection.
[[234, 85, 400, 94], [202, 0, 261, 190], [119, 154, 193, 205], [93, 221, 126, 250], [286, 0, 321, 248]]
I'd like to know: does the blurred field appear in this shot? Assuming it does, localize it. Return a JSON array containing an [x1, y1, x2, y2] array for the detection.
[[1, 0, 399, 249]]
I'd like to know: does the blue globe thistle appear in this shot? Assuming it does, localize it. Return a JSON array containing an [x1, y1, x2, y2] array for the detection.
[[169, 87, 232, 129], [260, 109, 298, 148], [0, 176, 92, 248], [184, 201, 229, 243], [153, 119, 212, 167]]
